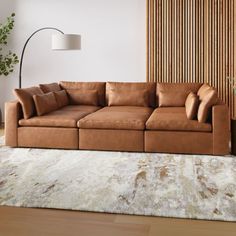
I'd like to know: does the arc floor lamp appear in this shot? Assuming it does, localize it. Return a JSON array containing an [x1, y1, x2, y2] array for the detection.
[[19, 27, 81, 88]]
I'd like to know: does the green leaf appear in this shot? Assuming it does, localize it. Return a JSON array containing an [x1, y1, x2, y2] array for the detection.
[[0, 13, 18, 76]]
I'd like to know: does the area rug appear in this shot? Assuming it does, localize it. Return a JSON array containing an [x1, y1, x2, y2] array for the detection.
[[0, 137, 236, 221]]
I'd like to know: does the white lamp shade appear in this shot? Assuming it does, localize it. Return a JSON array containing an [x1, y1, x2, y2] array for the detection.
[[52, 34, 81, 50]]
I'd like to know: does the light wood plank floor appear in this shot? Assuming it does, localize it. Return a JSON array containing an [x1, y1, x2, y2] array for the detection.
[[0, 126, 235, 236]]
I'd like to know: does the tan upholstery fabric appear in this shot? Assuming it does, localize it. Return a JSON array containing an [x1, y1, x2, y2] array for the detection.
[[5, 101, 22, 147], [78, 106, 153, 130], [185, 92, 199, 120], [33, 92, 58, 116], [39, 83, 61, 93], [79, 129, 144, 152], [106, 82, 156, 107], [54, 90, 69, 108], [19, 106, 100, 128], [146, 107, 212, 132], [157, 83, 202, 107], [14, 87, 44, 119], [145, 131, 213, 154], [18, 127, 78, 149], [197, 83, 211, 100], [198, 88, 218, 123], [66, 89, 98, 106], [60, 81, 106, 106], [212, 104, 230, 155], [108, 90, 149, 107]]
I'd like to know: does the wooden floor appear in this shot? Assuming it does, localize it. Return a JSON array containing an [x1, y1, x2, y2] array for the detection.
[[0, 126, 235, 236]]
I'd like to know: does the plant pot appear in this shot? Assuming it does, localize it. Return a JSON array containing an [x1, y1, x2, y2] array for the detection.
[[231, 119, 236, 155]]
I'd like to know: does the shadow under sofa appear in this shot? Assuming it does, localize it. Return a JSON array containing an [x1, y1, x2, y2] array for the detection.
[[5, 81, 230, 155]]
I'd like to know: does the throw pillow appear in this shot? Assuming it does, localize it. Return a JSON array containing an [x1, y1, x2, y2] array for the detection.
[[33, 92, 58, 116], [39, 83, 61, 93], [108, 90, 149, 107], [159, 91, 187, 107], [197, 83, 211, 100], [185, 92, 199, 120], [198, 88, 218, 123], [54, 90, 69, 108], [14, 87, 44, 119], [66, 90, 98, 106]]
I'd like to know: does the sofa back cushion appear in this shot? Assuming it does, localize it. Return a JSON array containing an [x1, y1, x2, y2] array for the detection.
[[198, 88, 218, 123], [33, 92, 58, 116], [60, 81, 105, 106], [106, 82, 156, 107], [157, 83, 202, 107], [108, 89, 149, 107], [14, 87, 44, 119], [66, 90, 98, 106], [39, 83, 61, 93], [54, 90, 69, 108], [185, 92, 199, 120]]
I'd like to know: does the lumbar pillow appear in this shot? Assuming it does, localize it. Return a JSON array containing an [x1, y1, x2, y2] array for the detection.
[[54, 90, 69, 108], [14, 87, 44, 119], [159, 91, 187, 107], [66, 90, 98, 106], [198, 88, 218, 123], [185, 92, 199, 120], [108, 89, 149, 107], [33, 92, 58, 116], [39, 83, 61, 93]]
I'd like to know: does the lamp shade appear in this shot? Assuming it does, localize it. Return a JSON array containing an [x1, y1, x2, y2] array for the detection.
[[52, 34, 81, 50]]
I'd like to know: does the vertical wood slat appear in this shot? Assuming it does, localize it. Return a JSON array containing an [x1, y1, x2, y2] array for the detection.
[[146, 0, 150, 83], [147, 0, 236, 118]]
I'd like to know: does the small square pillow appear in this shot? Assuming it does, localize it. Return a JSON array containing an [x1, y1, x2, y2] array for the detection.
[[185, 92, 199, 120], [54, 90, 69, 108], [39, 83, 61, 93], [66, 90, 98, 106], [33, 92, 58, 116], [108, 90, 149, 107], [198, 88, 218, 123], [14, 87, 44, 119]]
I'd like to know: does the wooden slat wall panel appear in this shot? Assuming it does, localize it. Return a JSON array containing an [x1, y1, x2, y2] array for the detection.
[[146, 0, 236, 117]]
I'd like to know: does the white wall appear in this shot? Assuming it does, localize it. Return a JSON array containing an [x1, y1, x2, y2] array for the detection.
[[0, 0, 146, 119]]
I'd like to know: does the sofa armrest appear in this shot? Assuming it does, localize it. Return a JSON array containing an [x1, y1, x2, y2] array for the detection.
[[212, 103, 230, 155], [5, 101, 22, 147]]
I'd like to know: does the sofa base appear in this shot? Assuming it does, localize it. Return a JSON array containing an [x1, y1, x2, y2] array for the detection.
[[12, 127, 224, 155], [18, 127, 79, 149], [79, 129, 144, 152], [145, 131, 213, 154]]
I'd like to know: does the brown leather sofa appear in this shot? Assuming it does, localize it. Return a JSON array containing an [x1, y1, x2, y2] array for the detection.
[[5, 81, 230, 155]]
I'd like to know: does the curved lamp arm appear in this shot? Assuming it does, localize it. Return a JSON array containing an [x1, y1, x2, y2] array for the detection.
[[19, 27, 64, 88]]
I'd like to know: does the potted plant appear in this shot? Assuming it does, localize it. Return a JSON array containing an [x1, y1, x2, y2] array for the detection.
[[0, 13, 19, 125]]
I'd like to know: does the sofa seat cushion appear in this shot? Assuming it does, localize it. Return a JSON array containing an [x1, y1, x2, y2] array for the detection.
[[78, 106, 153, 130], [19, 106, 101, 128], [146, 107, 212, 132], [59, 105, 101, 112]]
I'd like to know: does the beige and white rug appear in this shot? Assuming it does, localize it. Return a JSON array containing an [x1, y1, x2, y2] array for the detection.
[[0, 137, 236, 221]]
